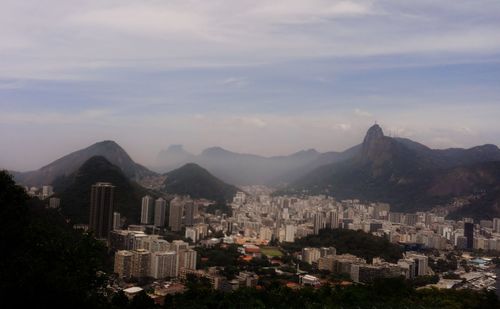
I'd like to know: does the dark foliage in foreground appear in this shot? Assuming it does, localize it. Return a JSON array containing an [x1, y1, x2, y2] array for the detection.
[[163, 276, 499, 309], [0, 170, 109, 307]]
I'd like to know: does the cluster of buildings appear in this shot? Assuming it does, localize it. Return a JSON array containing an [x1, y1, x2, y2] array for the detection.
[[140, 194, 210, 242], [299, 247, 429, 284], [25, 184, 60, 208], [74, 181, 500, 295], [113, 236, 197, 280], [222, 192, 500, 254]]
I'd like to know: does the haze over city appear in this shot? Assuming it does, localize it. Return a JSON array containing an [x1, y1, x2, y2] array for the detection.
[[1, 0, 500, 171]]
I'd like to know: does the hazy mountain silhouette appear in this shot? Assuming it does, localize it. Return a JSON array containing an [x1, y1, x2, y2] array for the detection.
[[162, 163, 239, 201], [155, 145, 332, 185], [15, 140, 156, 186]]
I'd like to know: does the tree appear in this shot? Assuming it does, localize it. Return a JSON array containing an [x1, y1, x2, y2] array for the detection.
[[111, 291, 129, 308], [0, 171, 109, 307], [129, 291, 156, 309]]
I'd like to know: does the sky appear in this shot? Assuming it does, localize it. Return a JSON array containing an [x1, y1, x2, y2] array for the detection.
[[1, 0, 500, 171]]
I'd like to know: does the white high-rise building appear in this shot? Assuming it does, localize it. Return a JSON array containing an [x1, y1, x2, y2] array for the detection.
[[302, 247, 321, 264], [406, 253, 428, 276], [181, 249, 197, 270], [141, 195, 155, 225], [233, 192, 246, 204], [285, 225, 296, 242], [154, 198, 167, 227], [185, 227, 197, 243], [151, 251, 178, 279], [259, 227, 273, 241], [42, 185, 53, 199]]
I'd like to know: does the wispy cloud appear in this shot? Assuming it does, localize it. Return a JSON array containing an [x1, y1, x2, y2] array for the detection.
[[0, 1, 499, 78], [1, 1, 499, 170]]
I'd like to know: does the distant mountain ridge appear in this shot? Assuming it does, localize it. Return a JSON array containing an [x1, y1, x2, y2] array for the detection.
[[154, 144, 354, 185], [162, 163, 239, 201], [14, 140, 156, 186], [288, 124, 500, 220]]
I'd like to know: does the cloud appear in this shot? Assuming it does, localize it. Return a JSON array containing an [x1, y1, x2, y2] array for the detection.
[[1, 1, 499, 170], [354, 108, 372, 117], [219, 77, 249, 88], [0, 1, 499, 79]]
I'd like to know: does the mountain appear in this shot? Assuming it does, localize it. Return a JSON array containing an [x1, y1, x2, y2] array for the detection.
[[15, 140, 156, 186], [289, 124, 500, 220], [53, 156, 154, 224], [154, 145, 325, 185], [155, 144, 196, 172], [162, 163, 239, 201]]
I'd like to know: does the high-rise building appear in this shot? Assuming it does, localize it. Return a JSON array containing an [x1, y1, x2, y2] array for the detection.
[[151, 251, 178, 279], [113, 212, 121, 230], [42, 185, 54, 199], [89, 182, 115, 239], [259, 227, 273, 241], [154, 198, 167, 227], [406, 253, 428, 276], [320, 247, 336, 257], [285, 225, 296, 242], [171, 240, 189, 253], [141, 195, 154, 225], [131, 249, 151, 278], [464, 222, 474, 249], [114, 250, 133, 278], [327, 211, 339, 229], [49, 197, 60, 209], [302, 247, 321, 264], [313, 213, 325, 235], [185, 227, 197, 243], [493, 218, 500, 233], [172, 240, 189, 271], [181, 249, 197, 270], [184, 201, 197, 226], [169, 197, 183, 232], [274, 211, 282, 240], [405, 213, 418, 226], [150, 239, 170, 253]]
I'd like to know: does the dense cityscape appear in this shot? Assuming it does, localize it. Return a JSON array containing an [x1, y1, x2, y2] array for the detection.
[[20, 180, 500, 306]]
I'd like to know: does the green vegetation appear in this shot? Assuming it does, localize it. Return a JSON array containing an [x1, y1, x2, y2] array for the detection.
[[196, 244, 241, 268], [260, 247, 284, 257], [53, 156, 155, 224], [282, 228, 403, 263], [164, 277, 499, 309], [163, 163, 239, 202]]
